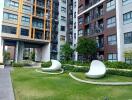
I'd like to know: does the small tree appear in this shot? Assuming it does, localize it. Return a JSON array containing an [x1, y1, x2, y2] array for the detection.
[[76, 37, 97, 61], [124, 50, 132, 59], [60, 43, 74, 61]]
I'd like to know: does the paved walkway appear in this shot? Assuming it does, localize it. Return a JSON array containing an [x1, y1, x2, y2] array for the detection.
[[0, 67, 15, 100]]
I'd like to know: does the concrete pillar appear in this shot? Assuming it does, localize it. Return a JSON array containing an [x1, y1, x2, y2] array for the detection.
[[75, 52, 78, 61], [18, 42, 24, 61], [35, 48, 42, 62], [15, 41, 24, 62], [15, 41, 19, 62], [41, 43, 50, 62], [116, 0, 125, 61], [0, 37, 3, 63]]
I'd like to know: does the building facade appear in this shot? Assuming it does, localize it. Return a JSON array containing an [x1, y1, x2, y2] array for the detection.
[[77, 0, 132, 62], [0, 0, 53, 63]]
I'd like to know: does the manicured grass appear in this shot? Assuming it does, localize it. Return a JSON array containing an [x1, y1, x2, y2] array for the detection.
[[11, 68, 132, 100]]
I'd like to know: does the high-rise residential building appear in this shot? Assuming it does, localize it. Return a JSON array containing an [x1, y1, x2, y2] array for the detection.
[[50, 0, 59, 60], [0, 0, 53, 63], [58, 0, 67, 60], [77, 0, 132, 62], [67, 0, 78, 61]]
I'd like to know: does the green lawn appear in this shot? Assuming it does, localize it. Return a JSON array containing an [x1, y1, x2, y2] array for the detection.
[[11, 68, 132, 100]]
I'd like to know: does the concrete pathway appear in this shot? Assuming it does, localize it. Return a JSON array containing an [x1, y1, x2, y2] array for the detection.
[[0, 67, 15, 100], [69, 72, 132, 86]]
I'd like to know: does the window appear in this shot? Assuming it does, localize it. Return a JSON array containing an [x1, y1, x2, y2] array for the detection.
[[125, 58, 132, 64], [108, 53, 117, 62], [74, 12, 76, 18], [124, 32, 132, 44], [107, 17, 116, 28], [61, 16, 66, 21], [78, 17, 83, 25], [106, 0, 116, 11], [61, 26, 65, 31], [61, 7, 66, 13], [74, 22, 76, 29], [123, 11, 132, 24], [21, 16, 30, 25], [122, 0, 132, 5], [61, 0, 66, 4], [21, 28, 29, 36], [78, 30, 83, 36], [3, 12, 18, 21], [2, 25, 16, 34], [108, 35, 117, 45], [74, 33, 76, 39], [4, 1, 19, 9], [60, 35, 65, 42], [74, 2, 76, 8], [23, 5, 31, 13]]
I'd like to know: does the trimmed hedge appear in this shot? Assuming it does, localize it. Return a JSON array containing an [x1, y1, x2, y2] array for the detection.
[[104, 61, 132, 69], [62, 65, 89, 72], [61, 60, 90, 66], [107, 69, 132, 77], [41, 61, 52, 68], [12, 63, 24, 67], [62, 60, 132, 69]]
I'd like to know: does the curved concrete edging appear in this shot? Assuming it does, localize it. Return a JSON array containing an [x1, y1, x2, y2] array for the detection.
[[35, 68, 64, 75], [69, 72, 132, 86]]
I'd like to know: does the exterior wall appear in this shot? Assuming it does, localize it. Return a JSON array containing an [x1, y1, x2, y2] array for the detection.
[[0, 0, 4, 63], [116, 0, 132, 61]]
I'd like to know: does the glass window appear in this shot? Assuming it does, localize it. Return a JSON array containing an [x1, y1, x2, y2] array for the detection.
[[21, 16, 30, 25], [23, 5, 31, 13], [124, 32, 132, 44], [61, 26, 65, 31], [61, 7, 66, 13], [108, 35, 117, 45], [122, 0, 132, 5], [21, 28, 29, 36], [2, 25, 16, 34], [108, 53, 117, 62], [61, 16, 66, 21], [3, 12, 18, 21], [106, 0, 116, 11], [107, 16, 116, 28], [123, 11, 132, 24]]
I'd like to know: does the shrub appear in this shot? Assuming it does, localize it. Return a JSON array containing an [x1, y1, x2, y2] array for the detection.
[[21, 60, 34, 66], [12, 63, 24, 67], [41, 61, 52, 68], [104, 61, 132, 69], [62, 65, 89, 72], [107, 69, 132, 77], [61, 60, 90, 67]]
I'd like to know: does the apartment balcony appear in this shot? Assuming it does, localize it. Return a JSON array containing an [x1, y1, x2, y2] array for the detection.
[[94, 25, 104, 34], [85, 0, 100, 10]]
